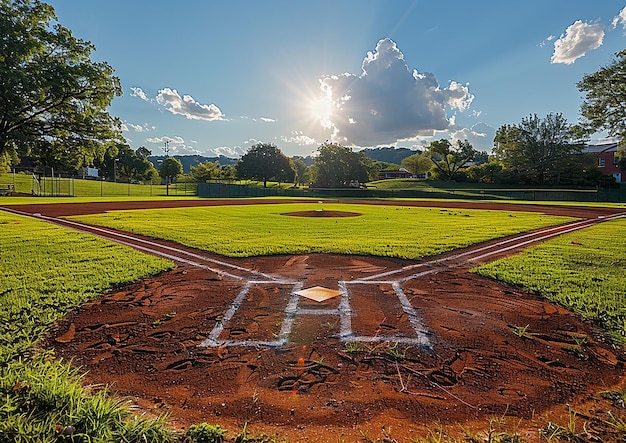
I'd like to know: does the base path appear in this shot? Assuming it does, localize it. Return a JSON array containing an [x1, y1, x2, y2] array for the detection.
[[6, 199, 624, 442]]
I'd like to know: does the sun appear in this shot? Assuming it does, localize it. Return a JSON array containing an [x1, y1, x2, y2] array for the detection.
[[309, 97, 333, 129]]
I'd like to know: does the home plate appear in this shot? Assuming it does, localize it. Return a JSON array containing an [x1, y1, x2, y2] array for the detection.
[[295, 286, 342, 302]]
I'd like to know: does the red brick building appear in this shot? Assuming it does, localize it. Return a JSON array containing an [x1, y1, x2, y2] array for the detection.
[[583, 143, 622, 183]]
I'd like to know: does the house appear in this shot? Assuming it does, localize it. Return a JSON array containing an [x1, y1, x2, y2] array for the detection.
[[377, 168, 413, 180], [582, 143, 622, 183]]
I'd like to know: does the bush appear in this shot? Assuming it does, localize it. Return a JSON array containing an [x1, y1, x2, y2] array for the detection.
[[186, 423, 227, 443]]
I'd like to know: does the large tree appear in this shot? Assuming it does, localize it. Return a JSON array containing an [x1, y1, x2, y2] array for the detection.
[[311, 142, 370, 187], [114, 144, 157, 183], [235, 142, 293, 187], [493, 113, 585, 185], [291, 157, 310, 186], [189, 160, 221, 182], [578, 50, 626, 145], [0, 0, 122, 172], [425, 139, 477, 181], [401, 152, 432, 177]]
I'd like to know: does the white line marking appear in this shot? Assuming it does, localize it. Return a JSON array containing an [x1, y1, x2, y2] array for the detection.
[[201, 282, 253, 347], [277, 282, 303, 344], [338, 281, 353, 340]]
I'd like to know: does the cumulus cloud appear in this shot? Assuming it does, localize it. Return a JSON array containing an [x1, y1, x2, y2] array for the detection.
[[155, 88, 225, 121], [146, 135, 185, 145], [147, 135, 208, 155], [281, 131, 318, 146], [449, 122, 496, 152], [612, 6, 626, 30], [551, 20, 604, 64], [210, 146, 246, 158], [130, 87, 150, 102], [319, 38, 474, 146]]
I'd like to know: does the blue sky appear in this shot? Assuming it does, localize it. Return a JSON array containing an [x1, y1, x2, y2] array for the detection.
[[48, 1, 626, 158]]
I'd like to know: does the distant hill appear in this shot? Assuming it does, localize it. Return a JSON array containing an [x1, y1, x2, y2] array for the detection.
[[148, 148, 419, 174], [149, 155, 237, 174], [361, 147, 421, 165]]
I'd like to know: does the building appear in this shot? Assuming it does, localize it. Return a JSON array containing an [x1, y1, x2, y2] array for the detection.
[[583, 143, 622, 183], [377, 168, 413, 180]]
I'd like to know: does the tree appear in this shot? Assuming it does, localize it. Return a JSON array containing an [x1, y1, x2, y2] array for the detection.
[[0, 0, 123, 171], [159, 157, 183, 196], [401, 152, 432, 177], [220, 164, 236, 181], [311, 142, 369, 187], [425, 139, 477, 181], [493, 113, 585, 184], [235, 142, 293, 187], [466, 161, 503, 183], [358, 153, 382, 182], [136, 146, 151, 159], [291, 157, 310, 186], [189, 160, 221, 182], [578, 50, 626, 145], [114, 145, 156, 183]]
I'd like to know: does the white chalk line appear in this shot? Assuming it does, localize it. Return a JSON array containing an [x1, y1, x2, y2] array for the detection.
[[356, 213, 626, 282]]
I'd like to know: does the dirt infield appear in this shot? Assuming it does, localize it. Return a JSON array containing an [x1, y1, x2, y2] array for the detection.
[[20, 199, 624, 442]]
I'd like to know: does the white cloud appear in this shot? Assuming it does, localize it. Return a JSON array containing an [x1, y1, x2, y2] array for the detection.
[[611, 7, 626, 30], [281, 131, 318, 146], [122, 121, 149, 133], [209, 146, 246, 158], [131, 86, 225, 121], [155, 88, 225, 121], [130, 87, 150, 102], [319, 38, 474, 147], [146, 135, 185, 145], [145, 135, 206, 156], [551, 20, 604, 64], [449, 122, 496, 152]]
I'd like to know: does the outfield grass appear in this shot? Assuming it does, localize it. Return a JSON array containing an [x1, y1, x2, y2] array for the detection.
[[473, 218, 626, 344], [69, 203, 574, 259], [0, 212, 175, 442]]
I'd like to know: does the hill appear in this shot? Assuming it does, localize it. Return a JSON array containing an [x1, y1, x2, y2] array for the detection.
[[148, 155, 237, 174], [361, 146, 421, 164]]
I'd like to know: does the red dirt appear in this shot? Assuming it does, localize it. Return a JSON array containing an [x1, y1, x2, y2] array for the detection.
[[13, 199, 624, 442]]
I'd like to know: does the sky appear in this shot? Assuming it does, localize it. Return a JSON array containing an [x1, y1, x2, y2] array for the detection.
[[47, 1, 626, 159]]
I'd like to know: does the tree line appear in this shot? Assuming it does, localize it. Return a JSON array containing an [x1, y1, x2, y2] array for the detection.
[[1, 0, 624, 188]]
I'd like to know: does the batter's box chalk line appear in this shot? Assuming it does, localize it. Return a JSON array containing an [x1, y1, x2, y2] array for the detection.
[[199, 279, 432, 349]]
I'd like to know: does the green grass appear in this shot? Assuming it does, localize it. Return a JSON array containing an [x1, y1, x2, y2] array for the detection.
[[473, 218, 626, 344], [0, 211, 175, 441], [69, 203, 574, 259]]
